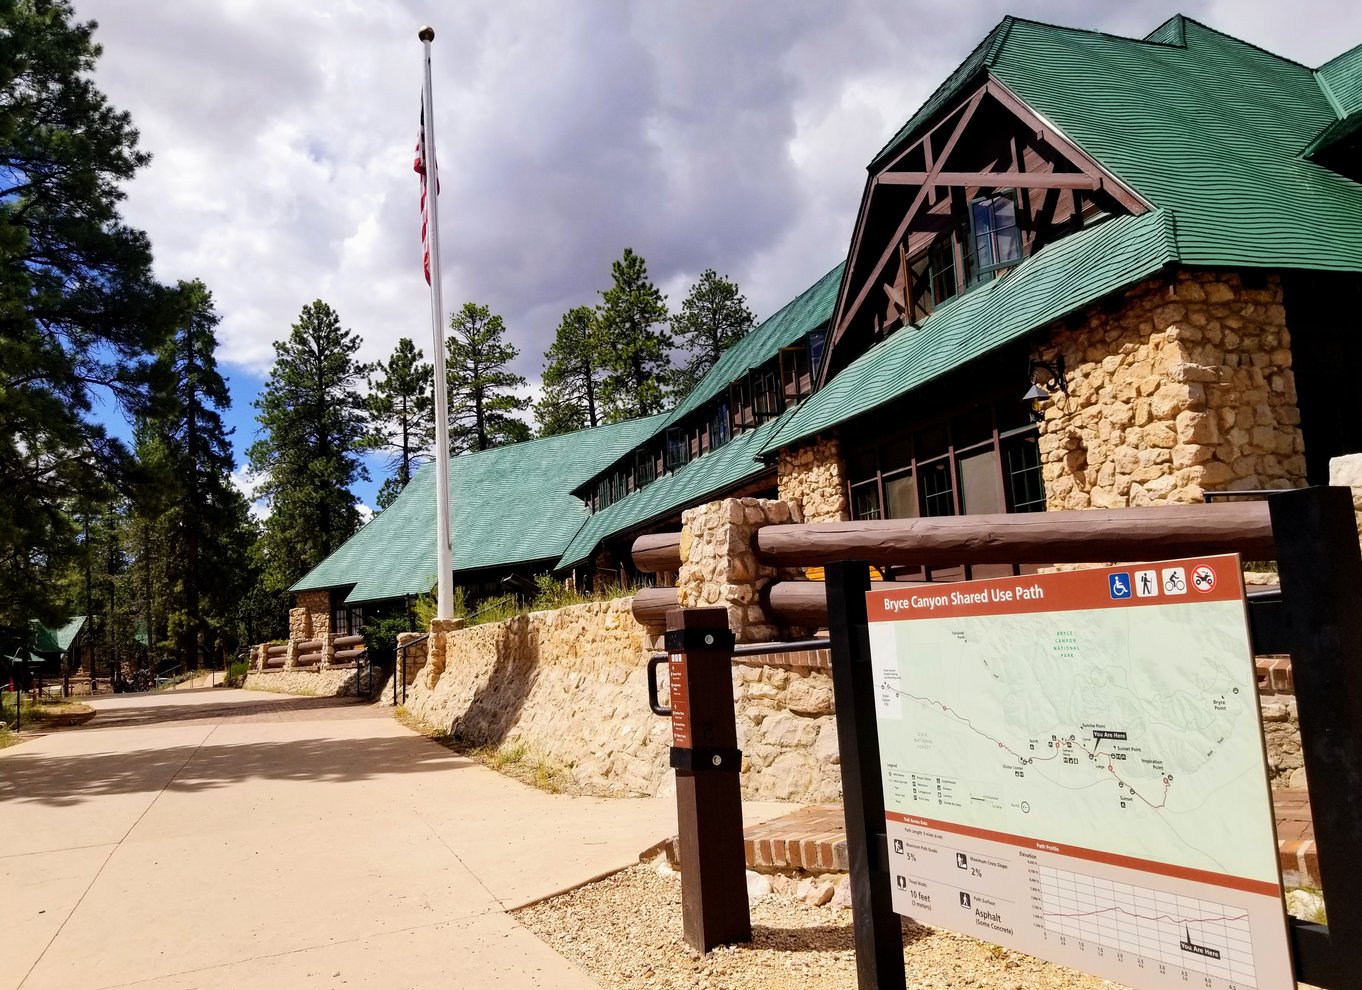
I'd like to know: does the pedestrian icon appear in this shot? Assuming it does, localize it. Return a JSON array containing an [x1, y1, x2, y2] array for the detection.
[[959, 892, 972, 909], [893, 838, 905, 855], [1162, 567, 1188, 595], [956, 853, 969, 869], [897, 874, 908, 890], [1134, 569, 1158, 598], [1108, 572, 1132, 599]]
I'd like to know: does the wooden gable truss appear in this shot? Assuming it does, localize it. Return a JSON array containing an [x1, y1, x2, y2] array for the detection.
[[818, 77, 1151, 386]]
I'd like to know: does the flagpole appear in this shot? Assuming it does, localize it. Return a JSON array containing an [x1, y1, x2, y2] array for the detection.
[[419, 25, 454, 621]]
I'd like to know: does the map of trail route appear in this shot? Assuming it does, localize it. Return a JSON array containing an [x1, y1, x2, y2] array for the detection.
[[866, 556, 1295, 990]]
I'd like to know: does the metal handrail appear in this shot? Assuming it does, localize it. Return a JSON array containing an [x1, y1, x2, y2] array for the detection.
[[396, 633, 430, 706]]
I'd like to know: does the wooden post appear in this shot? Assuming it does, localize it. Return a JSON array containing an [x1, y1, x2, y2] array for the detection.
[[1269, 487, 1362, 988], [665, 607, 750, 953], [825, 561, 905, 990]]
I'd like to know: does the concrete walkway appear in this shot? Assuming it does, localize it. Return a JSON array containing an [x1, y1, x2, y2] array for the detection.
[[0, 688, 765, 989]]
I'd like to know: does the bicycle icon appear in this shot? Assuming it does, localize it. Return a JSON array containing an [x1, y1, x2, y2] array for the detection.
[[1161, 567, 1188, 595]]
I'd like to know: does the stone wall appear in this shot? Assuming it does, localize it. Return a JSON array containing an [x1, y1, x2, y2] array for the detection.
[[777, 437, 850, 522], [244, 666, 364, 697], [401, 596, 843, 803], [291, 590, 330, 640], [1037, 271, 1305, 509], [677, 497, 806, 644]]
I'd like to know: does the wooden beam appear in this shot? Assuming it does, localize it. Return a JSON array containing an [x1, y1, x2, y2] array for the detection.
[[876, 171, 1100, 190], [831, 88, 985, 346], [633, 531, 682, 573], [753, 502, 1276, 568], [985, 77, 1149, 214]]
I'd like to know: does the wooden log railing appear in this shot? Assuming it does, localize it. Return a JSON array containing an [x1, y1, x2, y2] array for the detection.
[[752, 502, 1274, 568], [630, 502, 1277, 630], [632, 532, 682, 574]]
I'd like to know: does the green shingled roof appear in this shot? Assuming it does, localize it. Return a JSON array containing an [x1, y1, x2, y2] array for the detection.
[[28, 616, 85, 655], [761, 209, 1178, 456], [876, 16, 1362, 273], [556, 412, 790, 572], [291, 414, 666, 604], [660, 263, 843, 428], [1319, 43, 1362, 118]]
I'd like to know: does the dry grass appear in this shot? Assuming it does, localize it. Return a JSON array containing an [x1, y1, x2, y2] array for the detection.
[[395, 709, 572, 794]]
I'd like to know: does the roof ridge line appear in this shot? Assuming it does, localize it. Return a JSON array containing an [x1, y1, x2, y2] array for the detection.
[[1314, 69, 1348, 119], [1171, 15, 1319, 74], [1318, 41, 1362, 74]]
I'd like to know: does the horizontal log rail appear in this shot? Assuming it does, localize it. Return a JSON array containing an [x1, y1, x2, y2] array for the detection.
[[295, 639, 322, 653], [753, 502, 1274, 568], [333, 634, 364, 649], [295, 652, 324, 666], [632, 586, 680, 627], [263, 654, 287, 667], [266, 644, 287, 656], [332, 648, 365, 662], [633, 532, 682, 574]]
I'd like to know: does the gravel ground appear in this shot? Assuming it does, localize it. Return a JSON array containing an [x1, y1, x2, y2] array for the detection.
[[516, 863, 1125, 990]]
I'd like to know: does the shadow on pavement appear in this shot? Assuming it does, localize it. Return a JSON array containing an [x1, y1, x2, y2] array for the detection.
[[87, 693, 377, 730], [0, 729, 474, 807]]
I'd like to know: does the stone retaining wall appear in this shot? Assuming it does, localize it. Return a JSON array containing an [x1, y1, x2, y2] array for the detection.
[[400, 596, 844, 803], [244, 666, 364, 697]]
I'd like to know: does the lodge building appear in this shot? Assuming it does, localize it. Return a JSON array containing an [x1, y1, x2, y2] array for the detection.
[[291, 14, 1362, 626]]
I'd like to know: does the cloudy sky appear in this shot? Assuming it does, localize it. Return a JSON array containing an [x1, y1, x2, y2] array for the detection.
[[74, 0, 1362, 508]]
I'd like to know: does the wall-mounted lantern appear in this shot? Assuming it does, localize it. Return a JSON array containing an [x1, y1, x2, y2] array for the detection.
[[1023, 357, 1067, 423]]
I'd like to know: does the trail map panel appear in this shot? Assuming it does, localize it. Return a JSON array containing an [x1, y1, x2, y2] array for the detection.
[[866, 555, 1294, 990]]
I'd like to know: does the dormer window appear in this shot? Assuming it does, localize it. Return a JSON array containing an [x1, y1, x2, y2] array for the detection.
[[969, 191, 1022, 283]]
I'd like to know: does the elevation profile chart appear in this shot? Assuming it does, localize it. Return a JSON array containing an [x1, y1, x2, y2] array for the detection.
[[1039, 866, 1258, 987], [865, 555, 1295, 990]]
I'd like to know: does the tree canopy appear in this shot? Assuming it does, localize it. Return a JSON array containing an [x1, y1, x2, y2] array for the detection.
[[0, 0, 180, 631], [445, 302, 531, 452], [364, 336, 433, 508], [541, 305, 603, 431], [669, 269, 756, 396], [248, 300, 369, 592], [596, 248, 672, 422]]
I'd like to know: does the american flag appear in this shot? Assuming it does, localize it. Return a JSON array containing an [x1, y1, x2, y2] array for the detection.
[[414, 102, 438, 284]]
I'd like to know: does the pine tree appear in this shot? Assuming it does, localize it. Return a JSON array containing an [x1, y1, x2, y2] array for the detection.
[[0, 1, 179, 630], [146, 281, 253, 666], [596, 248, 672, 421], [670, 269, 756, 396], [541, 306, 603, 429], [363, 337, 434, 504], [248, 301, 370, 592], [445, 302, 531, 452], [534, 387, 587, 438]]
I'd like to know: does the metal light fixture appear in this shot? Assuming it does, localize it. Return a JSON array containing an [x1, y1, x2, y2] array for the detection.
[[1023, 356, 1067, 423]]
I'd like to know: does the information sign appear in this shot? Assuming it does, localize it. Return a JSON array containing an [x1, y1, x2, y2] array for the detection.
[[867, 555, 1294, 990]]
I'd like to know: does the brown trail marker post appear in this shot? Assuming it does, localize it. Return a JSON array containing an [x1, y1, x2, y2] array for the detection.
[[653, 607, 750, 952]]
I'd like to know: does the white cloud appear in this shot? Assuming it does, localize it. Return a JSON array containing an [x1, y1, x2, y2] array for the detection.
[[72, 0, 1362, 399], [229, 467, 270, 522]]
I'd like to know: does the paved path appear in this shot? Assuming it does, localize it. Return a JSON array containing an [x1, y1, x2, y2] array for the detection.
[[0, 688, 713, 989]]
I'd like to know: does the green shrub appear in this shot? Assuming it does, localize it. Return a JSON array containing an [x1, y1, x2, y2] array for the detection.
[[226, 660, 249, 687]]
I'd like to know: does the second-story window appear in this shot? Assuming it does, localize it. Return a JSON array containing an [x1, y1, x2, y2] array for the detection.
[[969, 191, 1021, 282], [709, 402, 731, 452], [751, 367, 782, 422], [635, 448, 657, 489], [665, 427, 690, 471]]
